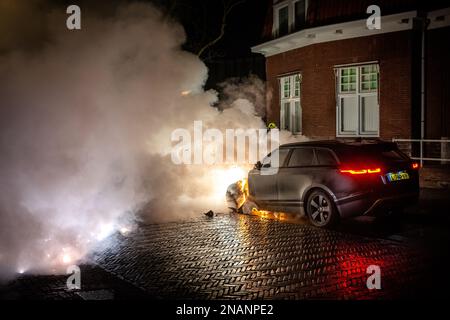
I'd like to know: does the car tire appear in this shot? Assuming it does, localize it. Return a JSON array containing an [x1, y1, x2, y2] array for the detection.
[[306, 190, 339, 228]]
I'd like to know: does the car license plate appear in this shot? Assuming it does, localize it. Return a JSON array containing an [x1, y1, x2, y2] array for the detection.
[[386, 171, 410, 182]]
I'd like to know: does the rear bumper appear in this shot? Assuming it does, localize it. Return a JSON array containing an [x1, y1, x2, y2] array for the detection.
[[336, 191, 419, 219]]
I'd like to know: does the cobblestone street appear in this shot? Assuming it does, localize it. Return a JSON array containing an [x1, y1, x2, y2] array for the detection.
[[91, 213, 435, 300], [2, 189, 449, 300]]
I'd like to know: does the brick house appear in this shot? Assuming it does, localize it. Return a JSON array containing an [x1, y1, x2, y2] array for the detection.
[[252, 0, 450, 143]]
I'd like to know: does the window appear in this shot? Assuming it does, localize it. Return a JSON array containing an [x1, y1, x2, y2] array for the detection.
[[274, 0, 308, 37], [315, 149, 338, 166], [294, 0, 307, 30], [336, 64, 379, 137], [261, 148, 290, 168], [278, 6, 289, 36], [280, 74, 302, 134], [288, 148, 315, 167]]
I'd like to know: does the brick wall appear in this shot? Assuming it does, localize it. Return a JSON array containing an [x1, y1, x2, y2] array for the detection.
[[426, 26, 450, 139], [266, 31, 413, 140], [420, 166, 450, 189]]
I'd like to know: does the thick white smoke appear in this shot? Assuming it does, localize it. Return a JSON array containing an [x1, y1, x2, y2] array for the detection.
[[217, 75, 267, 117], [0, 2, 305, 280]]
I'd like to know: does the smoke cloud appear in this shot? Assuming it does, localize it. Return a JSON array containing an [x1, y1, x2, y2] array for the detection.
[[0, 2, 305, 280], [217, 75, 267, 117]]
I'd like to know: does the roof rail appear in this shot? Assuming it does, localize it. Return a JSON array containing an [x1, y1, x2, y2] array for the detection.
[[336, 138, 387, 145]]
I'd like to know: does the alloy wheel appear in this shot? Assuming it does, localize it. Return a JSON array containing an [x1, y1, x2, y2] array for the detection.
[[309, 194, 331, 226]]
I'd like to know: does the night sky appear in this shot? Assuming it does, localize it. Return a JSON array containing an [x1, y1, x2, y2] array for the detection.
[[150, 0, 270, 59], [221, 0, 269, 57], [36, 0, 270, 59]]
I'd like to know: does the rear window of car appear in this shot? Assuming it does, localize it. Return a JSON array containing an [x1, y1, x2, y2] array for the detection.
[[335, 143, 409, 164], [288, 148, 315, 167], [315, 148, 338, 166], [380, 150, 409, 161]]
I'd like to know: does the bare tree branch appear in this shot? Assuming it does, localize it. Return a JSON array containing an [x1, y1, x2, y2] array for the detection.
[[196, 0, 246, 58]]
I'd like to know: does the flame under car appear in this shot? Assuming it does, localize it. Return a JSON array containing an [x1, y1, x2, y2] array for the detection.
[[231, 140, 420, 228]]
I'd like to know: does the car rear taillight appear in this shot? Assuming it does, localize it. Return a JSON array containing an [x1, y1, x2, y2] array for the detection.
[[339, 167, 382, 175], [411, 162, 420, 170]]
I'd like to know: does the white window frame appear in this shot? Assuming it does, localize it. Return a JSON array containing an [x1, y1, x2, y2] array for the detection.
[[335, 63, 380, 138], [279, 74, 302, 134], [273, 0, 308, 37]]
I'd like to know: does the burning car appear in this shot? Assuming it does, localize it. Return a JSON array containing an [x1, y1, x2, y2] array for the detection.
[[228, 140, 420, 228]]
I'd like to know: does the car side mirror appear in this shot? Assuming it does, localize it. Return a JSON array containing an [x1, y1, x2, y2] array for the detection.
[[254, 161, 262, 170]]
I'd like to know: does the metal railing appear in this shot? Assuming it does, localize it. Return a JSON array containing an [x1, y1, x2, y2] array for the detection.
[[392, 138, 450, 166]]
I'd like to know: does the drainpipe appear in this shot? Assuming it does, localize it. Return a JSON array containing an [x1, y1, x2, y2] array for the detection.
[[414, 12, 429, 167], [420, 15, 426, 167], [420, 15, 429, 143]]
